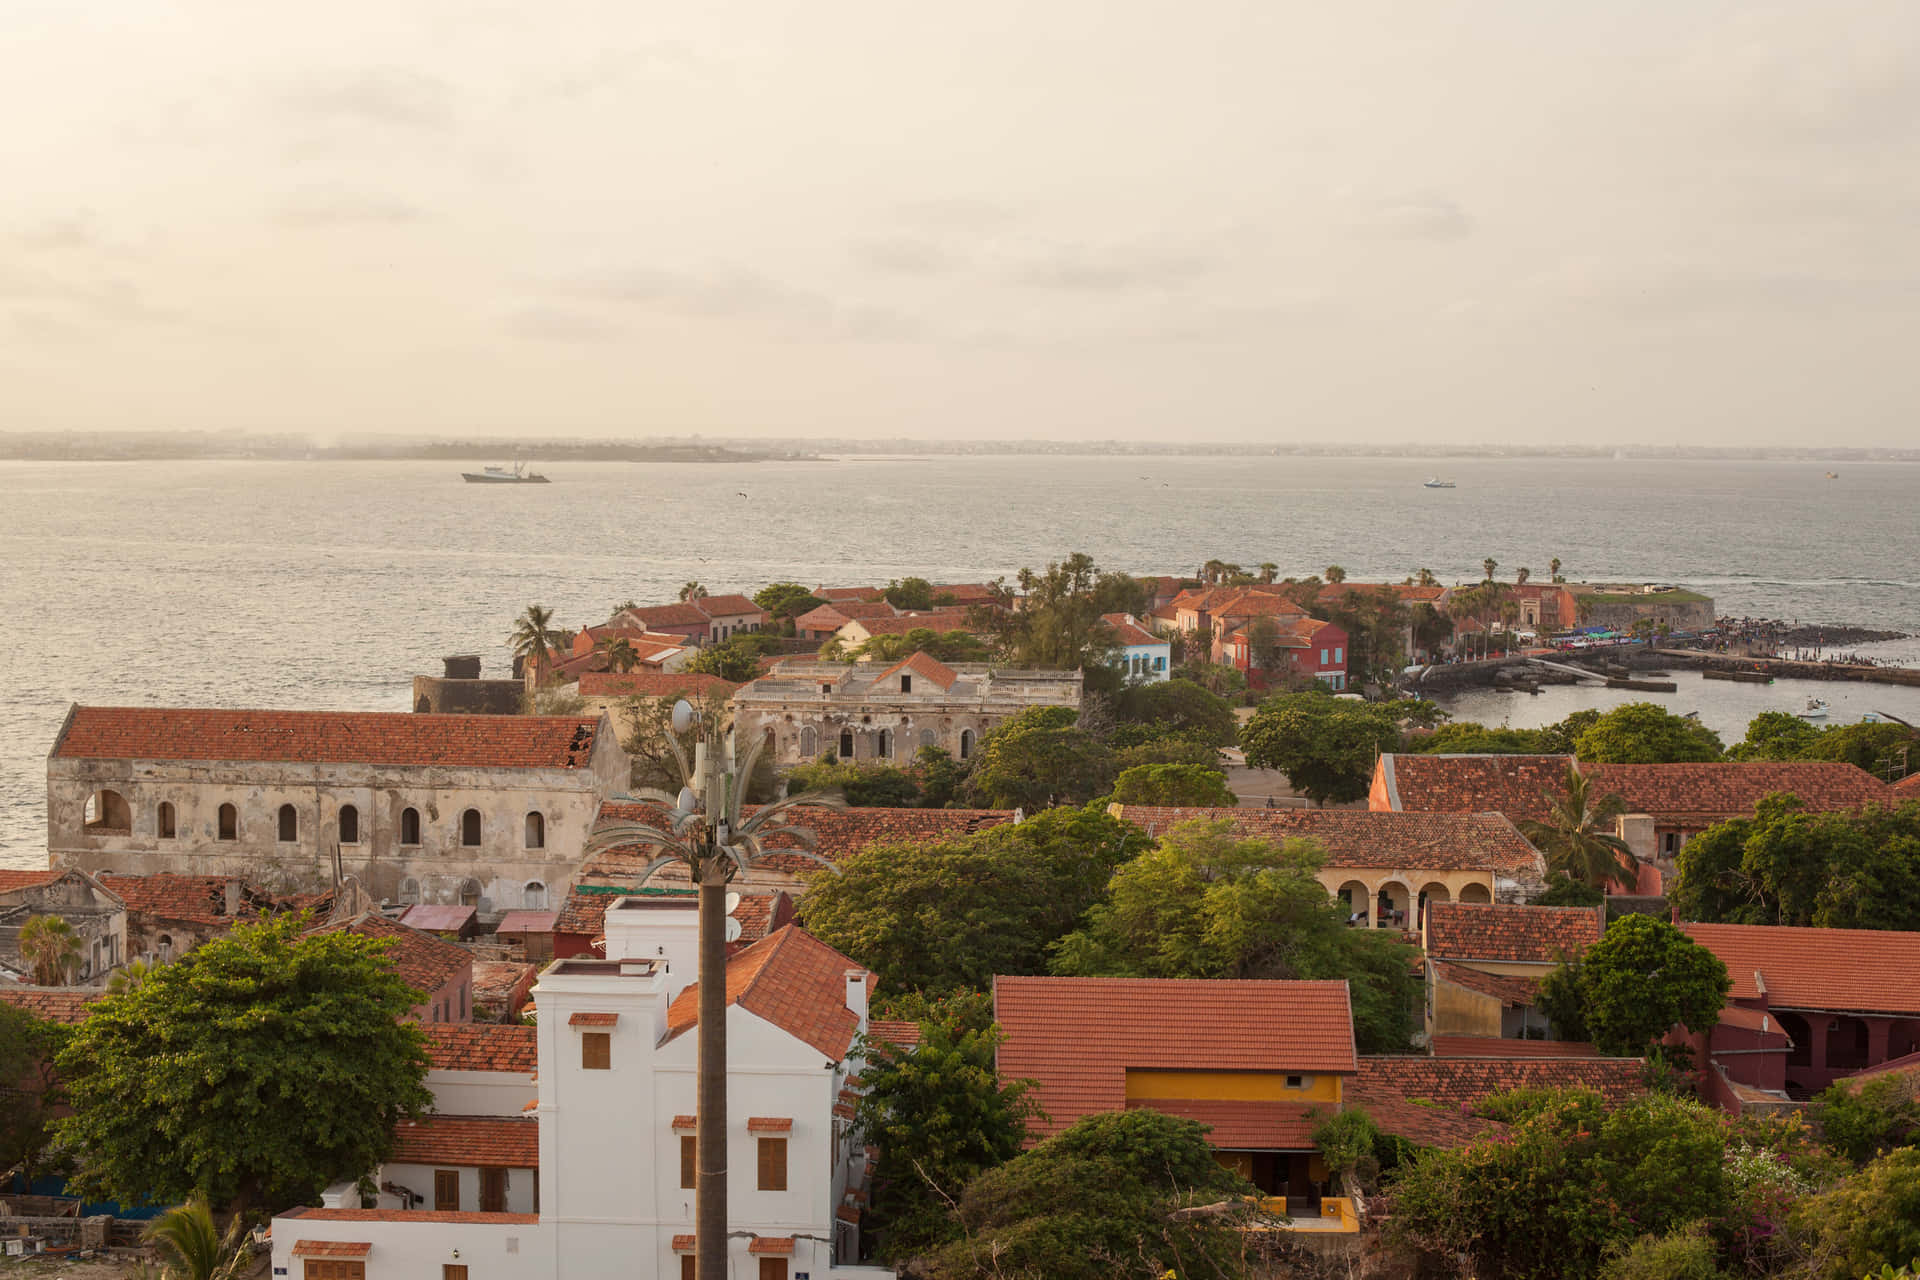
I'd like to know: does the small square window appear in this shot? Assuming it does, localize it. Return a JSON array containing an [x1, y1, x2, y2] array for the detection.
[[1286, 1074, 1307, 1089], [582, 1032, 611, 1070]]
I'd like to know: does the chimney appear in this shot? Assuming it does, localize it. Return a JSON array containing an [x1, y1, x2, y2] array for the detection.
[[844, 969, 869, 1031], [223, 879, 243, 917]]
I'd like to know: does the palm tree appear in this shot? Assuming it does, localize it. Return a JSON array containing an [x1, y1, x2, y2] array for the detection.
[[1515, 566, 1531, 587], [18, 915, 80, 985], [584, 715, 843, 1280], [143, 1198, 251, 1280], [1415, 568, 1437, 587], [679, 581, 709, 603], [508, 604, 559, 673], [1258, 562, 1278, 584], [598, 636, 640, 673], [1325, 566, 1346, 584], [1518, 765, 1639, 891], [1549, 556, 1563, 583], [107, 958, 154, 995], [1482, 557, 1498, 583]]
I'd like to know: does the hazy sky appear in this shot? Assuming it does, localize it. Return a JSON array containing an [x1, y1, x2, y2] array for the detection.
[[5, 0, 1919, 443]]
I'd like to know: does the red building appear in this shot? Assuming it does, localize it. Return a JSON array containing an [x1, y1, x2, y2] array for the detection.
[[1224, 618, 1349, 691]]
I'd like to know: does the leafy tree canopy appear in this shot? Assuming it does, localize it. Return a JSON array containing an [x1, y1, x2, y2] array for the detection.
[[1789, 1147, 1920, 1280], [1170, 660, 1247, 700], [1051, 820, 1420, 1052], [1811, 1074, 1920, 1167], [1239, 691, 1440, 804], [964, 706, 1116, 810], [1109, 763, 1235, 807], [799, 805, 1142, 997], [1727, 710, 1825, 761], [56, 914, 432, 1215], [682, 631, 781, 682], [883, 576, 939, 611], [971, 553, 1150, 693], [0, 1003, 65, 1175], [1537, 914, 1730, 1056], [752, 582, 825, 621], [1112, 678, 1238, 748], [922, 1109, 1254, 1280], [1574, 701, 1725, 763], [786, 758, 923, 808], [851, 629, 991, 664], [1412, 722, 1561, 754], [1670, 796, 1920, 931]]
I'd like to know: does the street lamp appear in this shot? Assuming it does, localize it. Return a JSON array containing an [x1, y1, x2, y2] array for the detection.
[[585, 698, 842, 1280]]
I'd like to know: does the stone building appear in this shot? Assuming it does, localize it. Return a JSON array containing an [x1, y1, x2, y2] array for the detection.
[[1565, 583, 1715, 633], [411, 655, 525, 716], [729, 653, 1083, 767], [0, 868, 127, 984], [47, 706, 627, 915]]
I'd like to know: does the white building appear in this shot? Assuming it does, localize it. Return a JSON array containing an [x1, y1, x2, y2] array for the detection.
[[272, 899, 895, 1280], [1103, 613, 1171, 684]]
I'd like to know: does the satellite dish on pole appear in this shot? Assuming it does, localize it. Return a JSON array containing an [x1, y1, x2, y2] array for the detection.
[[724, 917, 743, 943], [724, 891, 741, 915], [671, 699, 696, 734]]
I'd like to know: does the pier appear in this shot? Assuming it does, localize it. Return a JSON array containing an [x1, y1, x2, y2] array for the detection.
[[1654, 650, 1920, 689]]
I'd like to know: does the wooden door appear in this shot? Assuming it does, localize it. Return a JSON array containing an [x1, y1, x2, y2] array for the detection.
[[480, 1166, 507, 1213], [434, 1168, 460, 1211]]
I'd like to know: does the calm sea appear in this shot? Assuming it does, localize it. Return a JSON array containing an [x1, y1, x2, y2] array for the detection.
[[5, 454, 1920, 867]]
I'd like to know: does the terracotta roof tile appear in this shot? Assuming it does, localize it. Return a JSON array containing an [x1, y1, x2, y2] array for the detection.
[[843, 610, 977, 637], [746, 1116, 792, 1132], [399, 904, 475, 934], [278, 1207, 537, 1224], [872, 651, 960, 692], [749, 1238, 794, 1255], [55, 707, 602, 770], [423, 1023, 536, 1074], [0, 985, 101, 1024], [1430, 959, 1541, 1008], [310, 913, 472, 996], [994, 976, 1356, 1142], [665, 925, 867, 1059], [568, 1011, 619, 1026], [391, 1114, 538, 1167], [0, 870, 61, 893], [815, 586, 886, 603], [1429, 1035, 1599, 1059], [291, 1241, 372, 1258], [1128, 1098, 1325, 1150], [695, 594, 764, 617], [1101, 613, 1164, 647], [1351, 1096, 1510, 1149], [867, 1019, 921, 1050], [1375, 754, 1575, 821], [96, 873, 282, 926], [577, 671, 738, 699], [1425, 903, 1603, 964], [1680, 922, 1920, 1015], [1352, 1054, 1646, 1111], [1891, 772, 1920, 798], [472, 961, 535, 1010], [621, 603, 712, 628], [672, 1234, 696, 1251], [1107, 806, 1545, 876], [1837, 1049, 1920, 1089]]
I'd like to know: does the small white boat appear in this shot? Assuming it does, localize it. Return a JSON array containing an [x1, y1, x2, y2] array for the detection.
[[1422, 477, 1456, 489], [1795, 697, 1829, 720]]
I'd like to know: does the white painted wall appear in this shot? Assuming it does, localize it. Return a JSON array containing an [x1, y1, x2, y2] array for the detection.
[[426, 1068, 536, 1118]]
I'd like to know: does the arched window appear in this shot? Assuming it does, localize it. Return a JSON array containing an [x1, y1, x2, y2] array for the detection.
[[918, 728, 936, 750], [84, 789, 131, 832], [959, 728, 975, 760], [218, 803, 238, 841], [459, 878, 481, 908], [838, 730, 855, 760], [876, 729, 891, 759], [525, 812, 545, 849], [398, 877, 420, 905], [799, 726, 818, 758], [523, 881, 548, 910], [157, 802, 177, 839], [339, 804, 360, 845], [461, 809, 482, 847], [277, 804, 298, 842], [416, 696, 432, 713], [400, 807, 421, 846]]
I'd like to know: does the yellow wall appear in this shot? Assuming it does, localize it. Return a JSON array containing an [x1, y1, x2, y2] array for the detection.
[[1125, 1069, 1343, 1106], [1429, 971, 1504, 1038]]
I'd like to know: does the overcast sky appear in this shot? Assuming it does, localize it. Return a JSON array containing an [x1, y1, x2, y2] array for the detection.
[[4, 0, 1918, 444]]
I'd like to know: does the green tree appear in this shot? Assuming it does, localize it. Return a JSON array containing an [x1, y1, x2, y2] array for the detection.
[[1811, 1074, 1920, 1166], [855, 1011, 1036, 1259], [974, 553, 1128, 691], [785, 758, 923, 807], [851, 629, 991, 664], [1112, 678, 1238, 748], [143, 1198, 253, 1280], [1537, 708, 1603, 755], [0, 1003, 65, 1176], [800, 806, 1142, 997], [1412, 721, 1556, 754], [1325, 565, 1346, 583], [1483, 557, 1499, 582], [883, 576, 936, 610], [1598, 1225, 1729, 1280], [17, 914, 82, 985], [1549, 556, 1564, 583], [56, 914, 433, 1215], [507, 603, 559, 673], [1109, 763, 1235, 807], [1727, 710, 1825, 761], [753, 582, 825, 622], [964, 706, 1116, 810], [1532, 874, 1606, 908], [1790, 1148, 1920, 1280], [1240, 691, 1426, 804], [683, 631, 779, 682], [1575, 701, 1724, 763], [910, 746, 968, 809], [597, 635, 639, 673], [678, 580, 708, 602], [1542, 914, 1730, 1056], [1671, 797, 1920, 931], [923, 1109, 1253, 1280], [1051, 820, 1420, 1052], [1171, 660, 1247, 700], [1517, 764, 1639, 890]]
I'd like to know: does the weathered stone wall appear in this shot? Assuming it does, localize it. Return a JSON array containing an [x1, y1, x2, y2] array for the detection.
[[0, 872, 126, 982], [411, 676, 525, 715]]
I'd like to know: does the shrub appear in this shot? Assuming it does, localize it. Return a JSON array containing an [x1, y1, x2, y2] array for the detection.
[[1598, 1224, 1728, 1280]]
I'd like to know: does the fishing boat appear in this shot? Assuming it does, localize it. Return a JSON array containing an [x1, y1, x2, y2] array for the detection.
[[1795, 697, 1829, 720], [462, 461, 550, 484], [1422, 477, 1456, 489]]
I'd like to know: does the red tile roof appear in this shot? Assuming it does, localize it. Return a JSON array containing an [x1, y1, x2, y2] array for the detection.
[[391, 1115, 538, 1167], [1680, 923, 1920, 1015], [665, 926, 868, 1059], [97, 873, 280, 925], [1106, 806, 1544, 876], [291, 1241, 371, 1258], [1352, 1054, 1646, 1111], [621, 603, 712, 628], [1351, 1096, 1507, 1149], [993, 976, 1356, 1141], [399, 904, 475, 934], [1128, 1098, 1325, 1150], [568, 1011, 619, 1026], [310, 913, 472, 996], [577, 671, 738, 699], [0, 985, 101, 1024], [472, 961, 535, 1008], [1891, 772, 1920, 798], [1837, 1049, 1920, 1089], [278, 1207, 538, 1224], [55, 707, 602, 770], [423, 1023, 536, 1074], [0, 870, 61, 893], [746, 1116, 792, 1132], [696, 594, 765, 617], [749, 1238, 794, 1255], [1430, 960, 1541, 1008], [1429, 1035, 1599, 1059], [1101, 613, 1163, 647], [872, 651, 959, 692], [585, 803, 1015, 881], [494, 911, 558, 935], [1425, 903, 1604, 964], [867, 1019, 921, 1050], [1378, 754, 1889, 824]]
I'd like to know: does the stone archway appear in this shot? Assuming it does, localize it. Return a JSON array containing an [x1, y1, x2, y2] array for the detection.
[[1376, 881, 1411, 930], [1459, 882, 1493, 904], [1417, 881, 1451, 929], [1337, 880, 1372, 927]]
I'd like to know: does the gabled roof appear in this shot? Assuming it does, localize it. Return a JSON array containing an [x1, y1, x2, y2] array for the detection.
[[1105, 806, 1545, 876], [1212, 591, 1310, 621], [795, 601, 896, 630], [577, 671, 732, 699], [391, 1115, 538, 1167], [620, 603, 712, 628], [843, 609, 976, 637], [584, 802, 1015, 880], [1352, 1054, 1645, 1111], [423, 1023, 536, 1074], [0, 870, 63, 894], [0, 985, 101, 1024], [873, 651, 959, 692], [664, 925, 869, 1059], [1373, 754, 1575, 820], [1891, 772, 1920, 798], [1680, 923, 1920, 1016], [310, 913, 473, 996], [1101, 613, 1164, 647], [867, 1019, 921, 1050], [993, 976, 1357, 1141], [1425, 903, 1603, 964], [54, 707, 603, 770], [97, 873, 281, 925], [695, 594, 764, 617]]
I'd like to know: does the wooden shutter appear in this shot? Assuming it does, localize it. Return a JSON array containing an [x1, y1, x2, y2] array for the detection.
[[304, 1263, 365, 1280], [480, 1166, 507, 1212], [758, 1259, 789, 1280], [680, 1135, 696, 1189], [434, 1168, 459, 1211], [681, 1258, 697, 1280], [757, 1137, 787, 1191], [443, 1267, 468, 1280], [582, 1031, 611, 1070]]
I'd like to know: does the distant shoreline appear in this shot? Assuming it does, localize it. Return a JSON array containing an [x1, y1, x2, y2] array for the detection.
[[0, 444, 821, 465]]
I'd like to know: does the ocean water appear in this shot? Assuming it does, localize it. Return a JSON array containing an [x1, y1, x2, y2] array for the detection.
[[5, 454, 1920, 867]]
